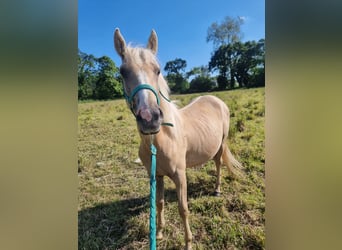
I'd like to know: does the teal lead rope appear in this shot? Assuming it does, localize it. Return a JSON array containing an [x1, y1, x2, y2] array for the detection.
[[149, 137, 157, 250], [122, 83, 173, 249]]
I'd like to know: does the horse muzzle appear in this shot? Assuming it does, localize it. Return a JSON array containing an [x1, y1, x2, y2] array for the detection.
[[136, 107, 163, 134]]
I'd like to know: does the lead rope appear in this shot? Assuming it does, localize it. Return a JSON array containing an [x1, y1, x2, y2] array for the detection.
[[149, 134, 157, 250]]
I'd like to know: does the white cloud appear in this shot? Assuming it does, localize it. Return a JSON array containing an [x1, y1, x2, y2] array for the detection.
[[238, 16, 249, 22]]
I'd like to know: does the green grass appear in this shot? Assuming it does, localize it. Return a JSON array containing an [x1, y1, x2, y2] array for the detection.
[[78, 87, 265, 249]]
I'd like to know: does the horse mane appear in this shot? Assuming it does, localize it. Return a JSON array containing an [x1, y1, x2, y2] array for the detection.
[[158, 75, 171, 100]]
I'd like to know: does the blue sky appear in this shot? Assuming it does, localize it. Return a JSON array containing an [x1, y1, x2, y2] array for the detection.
[[78, 0, 264, 73]]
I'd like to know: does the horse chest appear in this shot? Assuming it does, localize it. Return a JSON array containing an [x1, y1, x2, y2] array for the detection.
[[139, 144, 181, 176]]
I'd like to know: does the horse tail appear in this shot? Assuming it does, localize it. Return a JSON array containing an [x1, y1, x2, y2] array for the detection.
[[222, 143, 244, 178], [227, 146, 243, 170]]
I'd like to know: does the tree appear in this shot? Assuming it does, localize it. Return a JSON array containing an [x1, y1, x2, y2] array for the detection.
[[209, 39, 265, 89], [164, 58, 189, 93], [186, 66, 215, 93], [206, 16, 244, 48], [186, 65, 210, 80], [189, 76, 216, 93], [164, 58, 187, 75], [78, 50, 123, 100], [233, 41, 254, 87], [249, 39, 265, 87], [206, 16, 245, 89], [209, 44, 237, 89], [233, 39, 265, 87], [78, 49, 97, 99], [256, 39, 265, 68], [216, 75, 229, 90], [94, 56, 123, 99], [250, 67, 265, 87]]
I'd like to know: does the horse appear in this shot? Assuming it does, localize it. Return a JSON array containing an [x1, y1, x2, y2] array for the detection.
[[114, 28, 242, 250]]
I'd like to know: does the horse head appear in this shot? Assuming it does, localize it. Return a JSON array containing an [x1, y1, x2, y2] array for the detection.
[[114, 28, 164, 134]]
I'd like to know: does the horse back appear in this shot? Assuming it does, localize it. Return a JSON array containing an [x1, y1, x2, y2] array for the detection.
[[180, 95, 229, 123]]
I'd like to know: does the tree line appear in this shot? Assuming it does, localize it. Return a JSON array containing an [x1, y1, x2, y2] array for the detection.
[[78, 50, 123, 100], [78, 16, 264, 100]]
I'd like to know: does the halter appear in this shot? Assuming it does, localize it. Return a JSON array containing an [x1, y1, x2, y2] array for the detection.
[[123, 84, 160, 115], [123, 83, 173, 127]]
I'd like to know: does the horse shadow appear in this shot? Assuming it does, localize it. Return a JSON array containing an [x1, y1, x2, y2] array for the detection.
[[78, 196, 150, 249], [78, 176, 217, 249]]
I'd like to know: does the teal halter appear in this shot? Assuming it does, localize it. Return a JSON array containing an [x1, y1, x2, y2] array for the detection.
[[124, 84, 160, 114], [123, 83, 172, 122]]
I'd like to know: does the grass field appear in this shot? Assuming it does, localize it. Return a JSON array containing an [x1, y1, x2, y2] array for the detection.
[[78, 87, 265, 249]]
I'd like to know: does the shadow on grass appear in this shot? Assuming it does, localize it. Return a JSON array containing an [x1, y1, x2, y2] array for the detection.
[[78, 196, 149, 249], [78, 177, 219, 249]]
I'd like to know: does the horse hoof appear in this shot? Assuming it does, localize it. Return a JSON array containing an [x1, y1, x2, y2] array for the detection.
[[214, 191, 221, 197]]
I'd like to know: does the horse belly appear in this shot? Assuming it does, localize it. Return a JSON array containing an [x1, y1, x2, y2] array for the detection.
[[181, 95, 228, 168], [185, 128, 223, 168]]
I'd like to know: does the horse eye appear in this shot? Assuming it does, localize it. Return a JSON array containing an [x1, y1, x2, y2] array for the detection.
[[156, 68, 160, 75], [120, 67, 129, 78]]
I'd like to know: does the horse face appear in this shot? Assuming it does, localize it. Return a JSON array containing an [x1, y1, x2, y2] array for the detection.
[[120, 62, 163, 134], [114, 28, 163, 134]]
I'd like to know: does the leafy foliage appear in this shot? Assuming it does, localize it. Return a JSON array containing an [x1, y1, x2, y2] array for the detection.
[[188, 76, 216, 93], [206, 16, 265, 90], [78, 50, 97, 99], [209, 39, 265, 89], [94, 56, 123, 99], [78, 50, 123, 100], [206, 16, 244, 48], [164, 58, 189, 93], [217, 75, 229, 90], [166, 73, 189, 93], [164, 58, 187, 75]]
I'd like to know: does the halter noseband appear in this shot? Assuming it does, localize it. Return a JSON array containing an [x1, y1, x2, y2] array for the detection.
[[123, 83, 173, 127], [126, 84, 160, 106], [124, 84, 160, 115], [124, 83, 173, 114]]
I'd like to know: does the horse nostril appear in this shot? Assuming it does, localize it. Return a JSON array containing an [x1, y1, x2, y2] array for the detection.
[[138, 108, 153, 122], [152, 108, 163, 121], [153, 112, 160, 121], [136, 113, 142, 121]]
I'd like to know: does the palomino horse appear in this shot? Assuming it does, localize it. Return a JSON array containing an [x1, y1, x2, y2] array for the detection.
[[114, 28, 242, 250]]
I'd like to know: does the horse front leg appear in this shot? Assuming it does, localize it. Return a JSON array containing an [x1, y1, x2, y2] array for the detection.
[[173, 170, 193, 250], [156, 175, 165, 240]]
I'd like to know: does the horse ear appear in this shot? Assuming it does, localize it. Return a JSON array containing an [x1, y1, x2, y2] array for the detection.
[[114, 28, 126, 58], [147, 29, 158, 55]]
